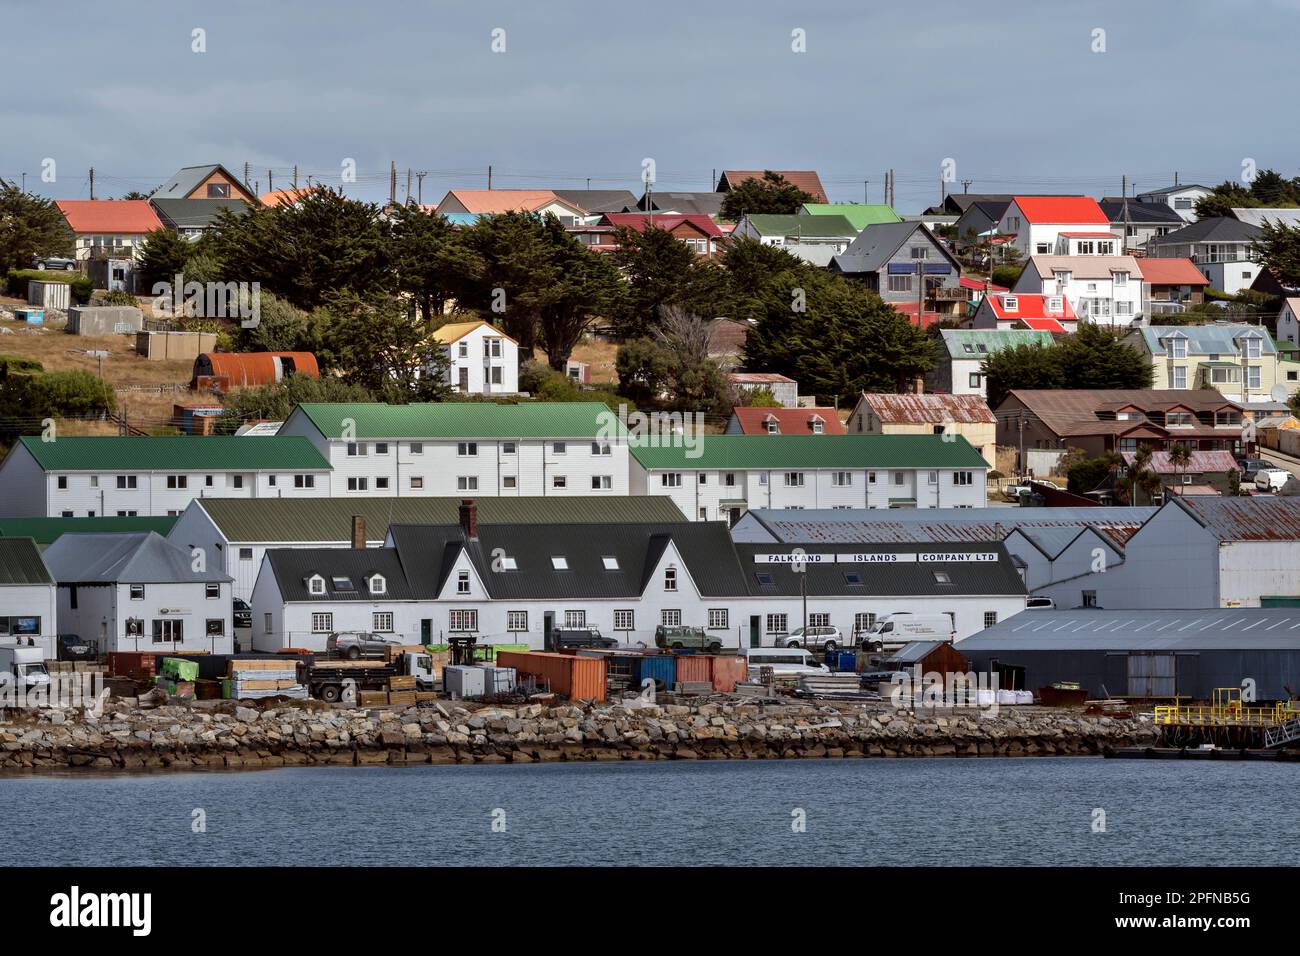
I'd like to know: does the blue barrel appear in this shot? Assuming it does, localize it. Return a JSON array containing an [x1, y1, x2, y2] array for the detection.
[[632, 655, 676, 693]]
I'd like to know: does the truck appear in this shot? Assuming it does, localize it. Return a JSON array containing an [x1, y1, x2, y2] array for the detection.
[[304, 651, 435, 703], [0, 645, 52, 692], [860, 613, 956, 651]]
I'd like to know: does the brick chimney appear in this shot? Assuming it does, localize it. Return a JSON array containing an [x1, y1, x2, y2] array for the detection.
[[459, 499, 478, 540], [350, 515, 366, 550]]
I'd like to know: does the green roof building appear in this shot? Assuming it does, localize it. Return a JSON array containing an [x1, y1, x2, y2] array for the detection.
[[800, 203, 902, 231]]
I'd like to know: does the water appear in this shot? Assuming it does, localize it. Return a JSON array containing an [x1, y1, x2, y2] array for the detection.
[[1, 758, 1294, 866]]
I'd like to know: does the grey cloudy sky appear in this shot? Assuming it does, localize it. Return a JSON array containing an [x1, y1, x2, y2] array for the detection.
[[4, 0, 1296, 212]]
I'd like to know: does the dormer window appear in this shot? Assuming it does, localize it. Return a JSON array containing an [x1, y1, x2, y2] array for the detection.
[[1113, 271, 1128, 286], [810, 417, 824, 434], [307, 575, 326, 595], [551, 556, 568, 570], [602, 556, 619, 571], [1001, 296, 1018, 312], [765, 416, 779, 434], [1048, 296, 1063, 313], [1163, 334, 1188, 359], [369, 574, 386, 595], [1241, 335, 1262, 359]]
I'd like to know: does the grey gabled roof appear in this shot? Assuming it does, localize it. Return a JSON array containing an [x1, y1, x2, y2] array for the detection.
[[552, 189, 638, 213], [267, 548, 416, 602], [0, 538, 54, 586], [1098, 199, 1186, 225], [1154, 217, 1262, 244], [42, 532, 231, 585], [151, 197, 252, 230], [959, 608, 1300, 651], [831, 221, 959, 275], [637, 191, 725, 216], [149, 164, 252, 201], [1137, 184, 1209, 197]]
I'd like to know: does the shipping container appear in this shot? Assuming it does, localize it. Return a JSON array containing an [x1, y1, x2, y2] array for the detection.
[[632, 655, 675, 693], [496, 651, 606, 702], [675, 655, 711, 686], [108, 651, 157, 679], [444, 665, 486, 698], [710, 656, 748, 693]]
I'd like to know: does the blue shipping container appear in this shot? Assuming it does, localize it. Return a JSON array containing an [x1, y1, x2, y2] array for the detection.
[[632, 655, 676, 692], [837, 650, 858, 673]]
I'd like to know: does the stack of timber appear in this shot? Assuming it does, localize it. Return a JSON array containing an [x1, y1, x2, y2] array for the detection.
[[224, 658, 307, 700]]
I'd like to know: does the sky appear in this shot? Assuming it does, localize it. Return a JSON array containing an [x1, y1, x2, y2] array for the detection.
[[3, 0, 1297, 213]]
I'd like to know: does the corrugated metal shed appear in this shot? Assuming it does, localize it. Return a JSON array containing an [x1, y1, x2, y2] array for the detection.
[[0, 538, 54, 585], [858, 393, 995, 425], [959, 608, 1300, 651], [193, 351, 319, 387], [1172, 496, 1300, 542]]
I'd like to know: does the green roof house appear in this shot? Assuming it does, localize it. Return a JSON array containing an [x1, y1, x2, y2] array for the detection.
[[800, 203, 902, 231]]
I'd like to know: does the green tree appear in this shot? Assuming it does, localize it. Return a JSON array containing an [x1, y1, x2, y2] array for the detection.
[[609, 225, 717, 338], [1195, 181, 1257, 219], [389, 203, 472, 322], [614, 337, 674, 407], [0, 179, 73, 274], [245, 292, 314, 352], [1251, 219, 1300, 288], [315, 295, 451, 402], [0, 369, 115, 444], [719, 172, 815, 219], [1168, 443, 1192, 496], [217, 374, 373, 432], [137, 228, 199, 290], [1066, 455, 1116, 496], [984, 325, 1150, 410]]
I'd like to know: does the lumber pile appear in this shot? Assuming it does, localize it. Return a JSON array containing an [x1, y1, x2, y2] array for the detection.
[[796, 672, 874, 700], [224, 658, 308, 700]]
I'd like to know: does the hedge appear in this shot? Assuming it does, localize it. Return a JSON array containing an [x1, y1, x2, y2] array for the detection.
[[4, 269, 94, 304], [0, 355, 44, 374]]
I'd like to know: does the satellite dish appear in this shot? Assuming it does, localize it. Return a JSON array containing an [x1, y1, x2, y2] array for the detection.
[[1271, 384, 1290, 403]]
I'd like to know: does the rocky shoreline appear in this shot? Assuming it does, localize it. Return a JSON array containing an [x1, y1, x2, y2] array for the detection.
[[0, 696, 1159, 772]]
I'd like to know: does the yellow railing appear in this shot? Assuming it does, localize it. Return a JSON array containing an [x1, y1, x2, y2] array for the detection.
[[1153, 693, 1300, 728]]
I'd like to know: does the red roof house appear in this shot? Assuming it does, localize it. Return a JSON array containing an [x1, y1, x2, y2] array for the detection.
[[968, 292, 1078, 333], [716, 170, 829, 204], [726, 406, 845, 435]]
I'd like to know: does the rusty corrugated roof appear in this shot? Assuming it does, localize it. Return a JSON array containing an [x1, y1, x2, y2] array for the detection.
[[859, 392, 995, 425], [1174, 496, 1300, 541]]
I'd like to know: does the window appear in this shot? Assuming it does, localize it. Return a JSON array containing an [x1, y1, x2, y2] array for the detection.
[[784, 472, 805, 487], [551, 556, 569, 570], [809, 613, 830, 628], [591, 441, 611, 455], [1113, 271, 1128, 286], [564, 610, 587, 628], [116, 475, 137, 490], [457, 442, 477, 456], [205, 583, 220, 599], [507, 611, 528, 632], [130, 585, 145, 600], [664, 567, 678, 591], [239, 548, 254, 561], [552, 475, 567, 490], [765, 418, 780, 434], [954, 471, 973, 486], [60, 511, 73, 518], [591, 475, 612, 490], [766, 613, 788, 635], [332, 576, 355, 591], [458, 342, 468, 358], [346, 442, 367, 456], [755, 572, 774, 587], [1116, 301, 1133, 316], [1172, 367, 1187, 389], [116, 510, 138, 517], [152, 619, 183, 644], [264, 613, 273, 635], [854, 612, 876, 635], [206, 183, 230, 198], [457, 571, 470, 594], [843, 572, 863, 587], [348, 477, 368, 492], [370, 574, 387, 595], [268, 475, 277, 487], [708, 609, 729, 630], [1082, 590, 1098, 608], [204, 475, 214, 487], [724, 472, 737, 487], [661, 473, 682, 488], [1244, 338, 1262, 359], [983, 611, 998, 629], [552, 441, 567, 454], [294, 474, 315, 488], [374, 442, 389, 455], [1247, 366, 1262, 389], [928, 471, 939, 485], [602, 556, 619, 571], [57, 476, 67, 490], [888, 274, 912, 293], [232, 475, 244, 489], [698, 474, 707, 485], [893, 472, 905, 486], [811, 419, 824, 434], [373, 612, 394, 632], [489, 338, 502, 358], [1001, 296, 1018, 312], [308, 575, 325, 595], [614, 609, 635, 631], [934, 571, 953, 585], [503, 476, 517, 489], [411, 476, 424, 490], [832, 471, 852, 487], [502, 442, 516, 455], [1168, 338, 1187, 359], [457, 476, 478, 491], [868, 472, 877, 484], [499, 555, 518, 570], [1047, 296, 1063, 312], [661, 609, 682, 627], [449, 609, 477, 632], [409, 442, 423, 454], [375, 477, 389, 490]]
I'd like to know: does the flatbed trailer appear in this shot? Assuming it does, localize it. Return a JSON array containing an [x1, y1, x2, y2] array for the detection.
[[306, 662, 396, 703]]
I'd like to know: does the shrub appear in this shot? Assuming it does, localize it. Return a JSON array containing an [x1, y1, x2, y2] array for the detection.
[[101, 290, 137, 306], [5, 269, 94, 303], [0, 355, 44, 374], [991, 264, 1022, 289]]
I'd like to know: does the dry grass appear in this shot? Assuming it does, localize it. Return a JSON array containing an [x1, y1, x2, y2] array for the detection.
[[529, 334, 621, 387]]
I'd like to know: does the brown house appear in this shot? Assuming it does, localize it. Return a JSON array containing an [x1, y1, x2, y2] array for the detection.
[[150, 164, 258, 203], [601, 213, 727, 259], [995, 389, 1246, 465], [1140, 258, 1210, 312]]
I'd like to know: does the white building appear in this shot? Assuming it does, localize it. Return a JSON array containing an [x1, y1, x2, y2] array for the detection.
[[168, 494, 689, 603], [277, 401, 630, 499], [1012, 256, 1145, 327], [0, 436, 332, 518], [1276, 297, 1300, 347], [433, 321, 519, 395], [41, 532, 234, 654], [995, 196, 1119, 258], [629, 435, 989, 524], [931, 329, 1057, 400], [0, 538, 58, 659], [249, 502, 1029, 652], [1135, 184, 1211, 223], [1147, 218, 1264, 295]]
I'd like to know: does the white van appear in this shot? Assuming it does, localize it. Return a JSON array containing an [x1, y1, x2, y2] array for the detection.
[[862, 612, 955, 650], [742, 647, 829, 679], [1255, 468, 1292, 493]]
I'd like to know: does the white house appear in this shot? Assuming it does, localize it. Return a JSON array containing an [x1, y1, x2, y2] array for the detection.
[[1147, 218, 1264, 295], [1136, 184, 1211, 223], [1012, 256, 1145, 327], [1276, 297, 1300, 347], [249, 501, 1028, 652], [0, 538, 58, 659], [433, 321, 519, 395], [930, 329, 1057, 400], [995, 196, 1119, 258], [277, 401, 630, 499], [628, 435, 989, 525], [0, 436, 332, 519], [41, 532, 234, 655]]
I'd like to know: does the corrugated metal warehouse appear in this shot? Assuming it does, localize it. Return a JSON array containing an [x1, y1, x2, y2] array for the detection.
[[959, 609, 1300, 701]]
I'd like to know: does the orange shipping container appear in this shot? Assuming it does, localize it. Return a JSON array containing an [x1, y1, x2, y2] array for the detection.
[[674, 655, 712, 685], [496, 651, 606, 703], [710, 656, 747, 693]]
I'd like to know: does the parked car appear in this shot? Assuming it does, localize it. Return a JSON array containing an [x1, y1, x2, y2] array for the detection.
[[1255, 468, 1292, 493], [552, 626, 617, 650], [326, 631, 402, 660], [1238, 458, 1267, 480], [56, 633, 94, 661], [1025, 597, 1056, 610], [783, 625, 844, 651], [33, 256, 77, 271], [233, 598, 253, 631], [654, 624, 722, 653]]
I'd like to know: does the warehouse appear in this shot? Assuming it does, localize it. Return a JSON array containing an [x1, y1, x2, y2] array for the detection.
[[250, 500, 1029, 652], [959, 608, 1300, 702]]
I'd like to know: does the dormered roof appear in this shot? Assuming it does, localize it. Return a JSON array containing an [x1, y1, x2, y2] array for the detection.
[[1135, 324, 1277, 357], [266, 547, 415, 601], [1027, 255, 1143, 280], [730, 407, 845, 435], [940, 329, 1055, 359], [985, 292, 1078, 323]]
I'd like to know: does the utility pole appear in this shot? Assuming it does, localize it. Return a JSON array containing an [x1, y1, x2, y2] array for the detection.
[[389, 161, 397, 204], [487, 165, 493, 190], [416, 171, 426, 205], [268, 169, 273, 192], [916, 259, 925, 331], [293, 165, 299, 189], [962, 179, 972, 195], [863, 180, 869, 203], [406, 168, 412, 204], [1174, 171, 1179, 187], [244, 162, 251, 187], [89, 167, 94, 200], [586, 177, 591, 191], [1122, 174, 1126, 199]]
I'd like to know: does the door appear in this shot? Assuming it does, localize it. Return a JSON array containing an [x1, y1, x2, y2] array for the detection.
[[544, 612, 555, 652], [458, 367, 470, 392], [749, 615, 761, 648], [420, 619, 432, 644]]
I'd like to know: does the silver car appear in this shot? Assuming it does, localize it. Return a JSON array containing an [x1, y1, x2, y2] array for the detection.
[[326, 631, 401, 660], [783, 625, 844, 651]]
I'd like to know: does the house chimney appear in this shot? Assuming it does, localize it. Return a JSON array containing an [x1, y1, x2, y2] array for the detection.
[[350, 515, 366, 550], [459, 499, 478, 539]]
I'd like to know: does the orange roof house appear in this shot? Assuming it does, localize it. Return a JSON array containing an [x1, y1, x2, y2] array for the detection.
[[55, 200, 164, 236], [716, 170, 829, 204], [434, 189, 587, 219], [726, 406, 845, 435]]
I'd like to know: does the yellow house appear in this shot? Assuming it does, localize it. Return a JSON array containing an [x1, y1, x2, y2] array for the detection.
[[847, 392, 997, 467], [1123, 324, 1300, 405]]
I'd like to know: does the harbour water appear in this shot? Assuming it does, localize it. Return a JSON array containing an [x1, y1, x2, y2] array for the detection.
[[2, 758, 1294, 866]]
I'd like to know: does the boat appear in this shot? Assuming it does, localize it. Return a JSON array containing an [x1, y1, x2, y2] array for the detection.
[[1037, 681, 1089, 707]]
